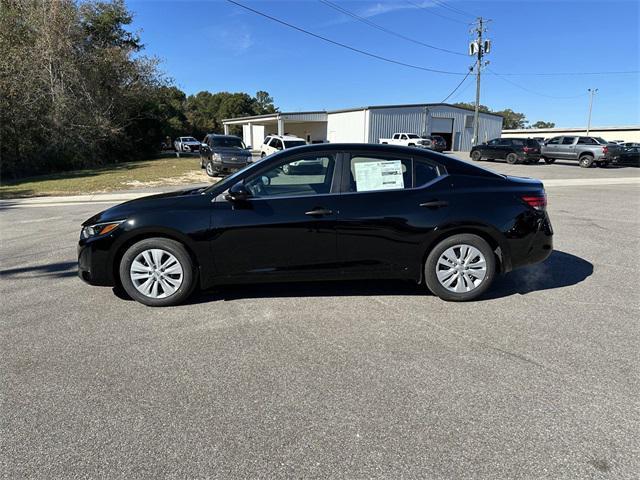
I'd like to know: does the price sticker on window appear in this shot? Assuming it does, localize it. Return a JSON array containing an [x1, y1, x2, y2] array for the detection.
[[354, 160, 404, 192]]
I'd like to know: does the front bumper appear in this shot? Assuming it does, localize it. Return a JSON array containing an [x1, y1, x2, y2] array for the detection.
[[213, 159, 250, 173], [78, 235, 118, 286]]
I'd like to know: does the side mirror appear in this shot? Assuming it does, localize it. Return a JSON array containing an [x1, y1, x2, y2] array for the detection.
[[225, 181, 251, 202]]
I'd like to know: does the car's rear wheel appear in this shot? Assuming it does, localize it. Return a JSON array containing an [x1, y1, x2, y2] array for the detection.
[[579, 154, 594, 168], [119, 238, 196, 307], [424, 234, 496, 302], [542, 157, 555, 164], [282, 164, 291, 175], [506, 153, 519, 164], [471, 150, 482, 161]]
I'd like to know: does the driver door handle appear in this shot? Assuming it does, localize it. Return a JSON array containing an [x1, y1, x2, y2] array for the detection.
[[419, 200, 449, 209], [305, 208, 334, 216]]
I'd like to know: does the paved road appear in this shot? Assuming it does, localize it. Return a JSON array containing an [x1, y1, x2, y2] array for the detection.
[[2, 162, 639, 479]]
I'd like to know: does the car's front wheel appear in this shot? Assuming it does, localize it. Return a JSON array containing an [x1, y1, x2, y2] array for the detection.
[[542, 157, 555, 164], [471, 150, 482, 161], [119, 238, 196, 307], [205, 160, 218, 177], [424, 234, 496, 301]]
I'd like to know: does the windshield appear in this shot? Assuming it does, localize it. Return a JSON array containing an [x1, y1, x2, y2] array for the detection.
[[407, 134, 420, 139], [211, 137, 245, 149], [284, 140, 306, 148], [182, 137, 197, 142]]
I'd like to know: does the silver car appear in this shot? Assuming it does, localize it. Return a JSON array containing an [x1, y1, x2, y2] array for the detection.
[[200, 134, 253, 177], [541, 135, 621, 168]]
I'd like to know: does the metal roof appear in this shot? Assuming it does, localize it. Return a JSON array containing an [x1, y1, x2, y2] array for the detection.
[[327, 103, 504, 118], [222, 111, 327, 123], [503, 125, 640, 133]]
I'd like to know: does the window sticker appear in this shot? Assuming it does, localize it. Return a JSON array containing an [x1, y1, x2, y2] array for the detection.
[[353, 160, 405, 192]]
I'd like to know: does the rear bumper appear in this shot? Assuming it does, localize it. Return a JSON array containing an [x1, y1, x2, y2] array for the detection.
[[508, 212, 554, 271]]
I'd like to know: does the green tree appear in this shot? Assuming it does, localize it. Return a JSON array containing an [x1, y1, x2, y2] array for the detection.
[[452, 102, 492, 114], [494, 109, 528, 129], [254, 90, 277, 115], [530, 121, 555, 129]]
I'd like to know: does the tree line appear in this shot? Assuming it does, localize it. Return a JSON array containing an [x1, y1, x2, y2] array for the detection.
[[0, 0, 276, 179], [452, 103, 555, 130]]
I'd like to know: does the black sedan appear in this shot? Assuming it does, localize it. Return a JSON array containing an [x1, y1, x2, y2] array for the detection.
[[78, 144, 553, 306]]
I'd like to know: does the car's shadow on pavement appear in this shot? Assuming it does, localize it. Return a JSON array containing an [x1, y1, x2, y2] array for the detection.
[[173, 250, 592, 305], [0, 261, 77, 279]]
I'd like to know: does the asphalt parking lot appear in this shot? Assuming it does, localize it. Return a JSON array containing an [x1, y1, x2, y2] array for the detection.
[[1, 160, 639, 479]]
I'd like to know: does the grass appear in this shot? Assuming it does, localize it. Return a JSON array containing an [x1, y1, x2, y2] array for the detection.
[[0, 155, 216, 199]]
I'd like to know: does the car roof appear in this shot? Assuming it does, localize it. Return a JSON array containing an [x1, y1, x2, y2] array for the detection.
[[207, 134, 242, 139]]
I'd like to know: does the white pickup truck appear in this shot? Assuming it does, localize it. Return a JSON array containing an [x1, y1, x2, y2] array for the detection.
[[379, 133, 432, 148]]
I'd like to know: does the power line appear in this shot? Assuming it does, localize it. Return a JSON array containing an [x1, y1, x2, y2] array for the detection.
[[404, 0, 469, 25], [440, 68, 473, 102], [226, 0, 467, 75], [429, 0, 477, 19], [488, 68, 590, 99], [319, 0, 467, 56]]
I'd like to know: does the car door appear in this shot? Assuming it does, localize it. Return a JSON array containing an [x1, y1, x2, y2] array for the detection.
[[543, 136, 563, 158], [334, 150, 451, 280], [482, 138, 500, 157], [210, 151, 341, 282], [558, 136, 577, 159]]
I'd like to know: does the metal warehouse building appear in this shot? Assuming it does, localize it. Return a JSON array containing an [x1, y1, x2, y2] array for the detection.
[[222, 103, 503, 152]]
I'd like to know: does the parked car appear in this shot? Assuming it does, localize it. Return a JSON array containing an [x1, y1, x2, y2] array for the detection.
[[470, 138, 541, 164], [200, 134, 252, 177], [379, 133, 432, 148], [260, 135, 307, 157], [422, 135, 447, 152], [618, 142, 640, 149], [173, 136, 201, 156], [541, 136, 621, 167], [615, 146, 640, 167], [78, 143, 553, 306]]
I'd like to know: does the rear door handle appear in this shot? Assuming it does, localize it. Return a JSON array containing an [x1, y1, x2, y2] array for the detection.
[[305, 208, 334, 216], [419, 200, 449, 209]]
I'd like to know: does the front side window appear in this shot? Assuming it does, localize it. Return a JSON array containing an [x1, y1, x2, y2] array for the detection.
[[547, 137, 562, 145], [270, 138, 283, 150], [562, 137, 576, 145], [245, 155, 335, 198], [349, 156, 412, 193]]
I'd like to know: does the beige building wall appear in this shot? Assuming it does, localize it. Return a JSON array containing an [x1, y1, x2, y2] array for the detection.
[[502, 126, 640, 143]]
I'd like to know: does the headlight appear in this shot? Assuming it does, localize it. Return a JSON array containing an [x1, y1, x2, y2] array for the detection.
[[213, 153, 221, 160], [81, 220, 124, 239]]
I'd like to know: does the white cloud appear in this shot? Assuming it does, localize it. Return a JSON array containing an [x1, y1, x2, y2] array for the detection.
[[214, 24, 253, 55]]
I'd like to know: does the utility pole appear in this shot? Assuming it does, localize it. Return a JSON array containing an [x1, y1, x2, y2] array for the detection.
[[587, 88, 598, 135], [470, 17, 490, 146]]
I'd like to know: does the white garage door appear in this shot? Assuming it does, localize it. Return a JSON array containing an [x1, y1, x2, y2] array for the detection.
[[431, 117, 454, 133]]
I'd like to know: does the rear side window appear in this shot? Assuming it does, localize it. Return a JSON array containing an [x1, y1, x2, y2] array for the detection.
[[414, 159, 440, 187], [525, 139, 539, 147], [562, 137, 576, 145], [511, 139, 525, 146]]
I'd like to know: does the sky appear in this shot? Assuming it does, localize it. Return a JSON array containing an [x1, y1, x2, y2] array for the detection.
[[129, 0, 640, 127]]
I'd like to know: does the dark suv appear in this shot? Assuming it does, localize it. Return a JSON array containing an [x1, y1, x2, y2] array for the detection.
[[422, 135, 447, 153], [470, 138, 541, 164]]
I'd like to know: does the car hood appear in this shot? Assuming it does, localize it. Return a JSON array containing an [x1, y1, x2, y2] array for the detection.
[[82, 187, 206, 226]]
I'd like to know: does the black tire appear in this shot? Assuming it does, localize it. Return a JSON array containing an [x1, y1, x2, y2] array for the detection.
[[597, 161, 610, 168], [260, 152, 266, 158], [543, 157, 555, 164], [205, 160, 217, 177], [579, 154, 594, 168], [282, 164, 291, 175], [119, 237, 197, 307], [470, 150, 482, 161], [424, 234, 496, 302], [506, 152, 519, 164]]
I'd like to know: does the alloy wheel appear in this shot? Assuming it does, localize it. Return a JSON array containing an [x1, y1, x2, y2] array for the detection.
[[130, 248, 183, 299], [206, 161, 215, 176], [435, 244, 487, 293]]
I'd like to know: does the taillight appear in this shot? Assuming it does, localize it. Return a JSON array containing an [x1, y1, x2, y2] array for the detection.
[[602, 146, 609, 154], [522, 193, 547, 210], [523, 146, 532, 153]]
